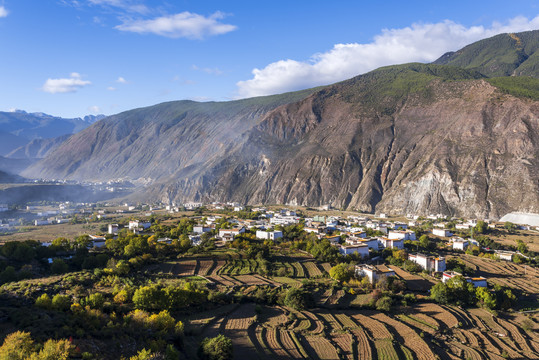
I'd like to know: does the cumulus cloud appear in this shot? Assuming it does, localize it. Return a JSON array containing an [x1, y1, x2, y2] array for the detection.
[[42, 72, 91, 94], [115, 11, 237, 39], [237, 16, 539, 98], [116, 76, 127, 83], [0, 6, 8, 18], [107, 86, 116, 91]]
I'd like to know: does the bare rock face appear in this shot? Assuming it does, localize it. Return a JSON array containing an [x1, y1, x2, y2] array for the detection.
[[155, 71, 539, 219], [24, 63, 539, 218]]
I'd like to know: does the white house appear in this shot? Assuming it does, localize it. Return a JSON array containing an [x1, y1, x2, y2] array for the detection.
[[108, 224, 119, 235], [193, 225, 212, 234], [452, 239, 469, 251], [304, 227, 323, 234], [433, 229, 453, 237], [270, 215, 299, 226], [219, 227, 245, 240], [408, 253, 446, 272], [339, 244, 369, 257], [189, 235, 202, 246], [34, 220, 51, 226], [129, 220, 151, 230], [346, 237, 379, 250], [388, 230, 416, 241], [89, 235, 106, 248], [378, 237, 404, 249], [256, 230, 283, 241], [496, 250, 515, 261], [442, 271, 487, 288], [326, 235, 341, 244], [355, 264, 395, 284]]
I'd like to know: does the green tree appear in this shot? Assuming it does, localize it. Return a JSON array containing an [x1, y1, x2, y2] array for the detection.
[[474, 220, 488, 235], [35, 294, 52, 310], [51, 294, 71, 311], [375, 296, 392, 312], [430, 282, 450, 304], [199, 334, 233, 360], [50, 259, 68, 274], [329, 263, 353, 282], [0, 331, 35, 360], [475, 287, 496, 309], [419, 235, 430, 249], [284, 288, 314, 311], [133, 285, 166, 311]]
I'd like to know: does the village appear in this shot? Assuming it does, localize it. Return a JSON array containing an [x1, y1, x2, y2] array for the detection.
[[0, 199, 538, 359]]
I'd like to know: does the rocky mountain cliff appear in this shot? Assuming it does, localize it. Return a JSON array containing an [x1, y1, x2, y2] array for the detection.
[[23, 31, 539, 218]]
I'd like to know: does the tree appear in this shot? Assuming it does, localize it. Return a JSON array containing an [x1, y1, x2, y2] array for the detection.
[[284, 288, 314, 311], [375, 296, 392, 312], [419, 235, 431, 249], [0, 331, 74, 360], [329, 263, 353, 282], [133, 285, 166, 311], [51, 294, 71, 311], [35, 294, 52, 309], [446, 275, 475, 305], [504, 222, 517, 232], [199, 334, 233, 360], [115, 260, 130, 276], [430, 282, 450, 304], [475, 287, 496, 309], [0, 331, 35, 360], [50, 259, 68, 274], [473, 220, 488, 235]]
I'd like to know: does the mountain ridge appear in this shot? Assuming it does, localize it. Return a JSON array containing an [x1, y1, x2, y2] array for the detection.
[[22, 31, 539, 218]]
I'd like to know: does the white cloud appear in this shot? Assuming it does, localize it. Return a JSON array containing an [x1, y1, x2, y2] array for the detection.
[[88, 105, 101, 113], [0, 6, 8, 18], [237, 15, 539, 98], [116, 76, 127, 83], [107, 86, 116, 91], [192, 65, 223, 75], [42, 73, 91, 94], [89, 0, 148, 14], [115, 11, 237, 39]]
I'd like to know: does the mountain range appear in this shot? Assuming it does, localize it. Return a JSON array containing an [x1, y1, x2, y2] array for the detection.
[[0, 110, 105, 158], [19, 30, 539, 218]]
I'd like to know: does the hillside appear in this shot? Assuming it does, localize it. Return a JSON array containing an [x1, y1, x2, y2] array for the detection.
[[22, 88, 322, 182], [147, 64, 539, 218], [6, 134, 72, 159], [434, 30, 539, 77]]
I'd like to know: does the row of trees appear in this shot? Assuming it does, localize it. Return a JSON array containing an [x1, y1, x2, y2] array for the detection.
[[430, 276, 516, 310]]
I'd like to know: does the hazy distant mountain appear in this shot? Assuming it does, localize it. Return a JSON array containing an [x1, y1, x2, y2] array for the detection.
[[6, 134, 72, 159], [0, 110, 105, 157], [24, 31, 539, 218]]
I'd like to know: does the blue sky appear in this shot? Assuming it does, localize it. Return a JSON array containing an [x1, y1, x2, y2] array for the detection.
[[0, 0, 539, 118]]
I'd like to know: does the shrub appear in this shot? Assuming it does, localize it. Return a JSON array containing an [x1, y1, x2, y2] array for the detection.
[[52, 294, 71, 311], [199, 334, 233, 360], [35, 293, 52, 309]]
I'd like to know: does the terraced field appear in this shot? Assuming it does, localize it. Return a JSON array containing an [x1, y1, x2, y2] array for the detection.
[[180, 303, 539, 359]]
